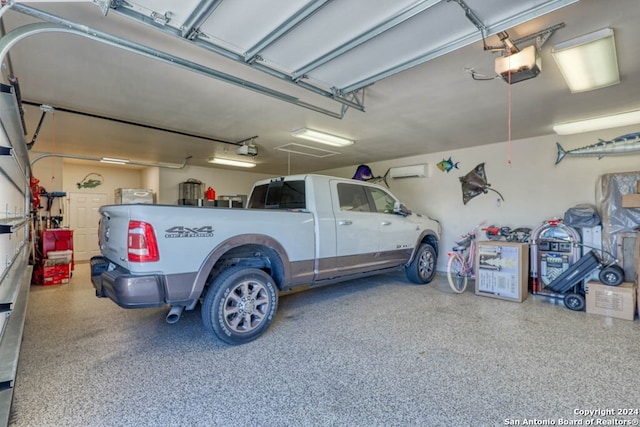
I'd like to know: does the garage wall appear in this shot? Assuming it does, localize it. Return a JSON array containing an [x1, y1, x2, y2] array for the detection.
[[61, 162, 143, 205], [30, 160, 144, 228], [141, 166, 160, 198], [29, 156, 63, 195], [157, 166, 271, 205], [321, 125, 640, 271], [28, 126, 640, 273], [31, 158, 272, 207], [30, 159, 143, 203]]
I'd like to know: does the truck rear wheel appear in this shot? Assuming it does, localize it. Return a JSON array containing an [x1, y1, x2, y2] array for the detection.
[[405, 243, 437, 284], [201, 266, 278, 345]]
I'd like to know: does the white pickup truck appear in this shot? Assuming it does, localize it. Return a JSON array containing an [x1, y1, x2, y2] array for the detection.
[[91, 174, 440, 344]]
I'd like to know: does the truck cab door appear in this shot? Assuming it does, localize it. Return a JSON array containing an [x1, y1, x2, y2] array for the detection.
[[367, 187, 416, 265], [332, 181, 382, 273]]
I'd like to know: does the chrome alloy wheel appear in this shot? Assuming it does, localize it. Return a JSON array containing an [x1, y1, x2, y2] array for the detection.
[[417, 247, 435, 281], [223, 279, 271, 334]]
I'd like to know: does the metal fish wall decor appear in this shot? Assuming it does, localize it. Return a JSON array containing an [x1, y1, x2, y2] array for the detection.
[[555, 132, 640, 164], [459, 163, 504, 205], [76, 173, 104, 188], [436, 157, 459, 173], [352, 164, 389, 187]]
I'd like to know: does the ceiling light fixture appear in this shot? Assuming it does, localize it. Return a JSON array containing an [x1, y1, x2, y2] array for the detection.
[[553, 109, 640, 135], [551, 28, 619, 93], [291, 128, 354, 147], [208, 157, 256, 168], [100, 157, 129, 165]]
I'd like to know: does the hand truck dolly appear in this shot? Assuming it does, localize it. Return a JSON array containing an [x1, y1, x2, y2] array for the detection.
[[543, 249, 624, 311]]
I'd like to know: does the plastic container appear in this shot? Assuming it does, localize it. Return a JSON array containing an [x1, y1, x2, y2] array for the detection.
[[206, 187, 216, 201]]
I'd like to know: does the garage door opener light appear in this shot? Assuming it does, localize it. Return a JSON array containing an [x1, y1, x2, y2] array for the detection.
[[494, 45, 541, 84]]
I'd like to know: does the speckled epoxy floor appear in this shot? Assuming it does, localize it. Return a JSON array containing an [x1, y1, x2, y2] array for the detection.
[[9, 263, 640, 427]]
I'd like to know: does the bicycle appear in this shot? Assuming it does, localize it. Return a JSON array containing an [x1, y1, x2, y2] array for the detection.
[[446, 225, 481, 293]]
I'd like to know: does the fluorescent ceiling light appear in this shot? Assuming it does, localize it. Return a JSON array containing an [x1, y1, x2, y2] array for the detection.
[[551, 28, 619, 93], [292, 128, 354, 147], [553, 110, 640, 135], [100, 157, 129, 165], [208, 157, 256, 168]]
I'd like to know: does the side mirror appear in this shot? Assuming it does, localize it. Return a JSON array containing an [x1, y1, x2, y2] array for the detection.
[[393, 202, 411, 217]]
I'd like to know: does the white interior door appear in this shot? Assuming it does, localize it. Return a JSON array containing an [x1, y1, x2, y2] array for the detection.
[[68, 192, 108, 262]]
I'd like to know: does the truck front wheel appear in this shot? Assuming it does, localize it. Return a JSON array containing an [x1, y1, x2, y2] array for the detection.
[[405, 243, 437, 284], [201, 266, 278, 345]]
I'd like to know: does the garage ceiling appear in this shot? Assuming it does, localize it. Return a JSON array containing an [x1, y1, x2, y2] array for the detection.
[[1, 0, 639, 175]]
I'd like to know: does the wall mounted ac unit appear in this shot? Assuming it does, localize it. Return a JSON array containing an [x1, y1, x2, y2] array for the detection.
[[388, 164, 427, 179]]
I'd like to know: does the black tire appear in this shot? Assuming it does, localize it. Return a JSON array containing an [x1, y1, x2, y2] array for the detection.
[[599, 265, 624, 286], [563, 293, 585, 311], [201, 266, 278, 345], [405, 243, 437, 284]]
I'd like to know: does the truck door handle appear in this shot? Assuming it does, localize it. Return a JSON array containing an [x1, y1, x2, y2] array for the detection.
[[339, 220, 352, 225], [381, 221, 391, 226]]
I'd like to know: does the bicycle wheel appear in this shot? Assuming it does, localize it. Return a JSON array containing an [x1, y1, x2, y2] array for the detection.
[[446, 253, 469, 294]]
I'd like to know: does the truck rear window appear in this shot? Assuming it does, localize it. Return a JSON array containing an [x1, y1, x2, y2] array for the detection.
[[248, 184, 268, 208], [248, 180, 306, 209]]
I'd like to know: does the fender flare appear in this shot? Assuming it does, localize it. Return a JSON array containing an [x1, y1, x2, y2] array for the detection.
[[407, 231, 439, 265], [191, 234, 290, 298]]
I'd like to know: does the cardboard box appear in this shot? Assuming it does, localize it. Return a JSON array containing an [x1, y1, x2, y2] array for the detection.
[[42, 263, 71, 286], [44, 250, 73, 266], [475, 241, 530, 302], [115, 188, 154, 204], [586, 281, 636, 321], [621, 194, 640, 208], [635, 231, 640, 284]]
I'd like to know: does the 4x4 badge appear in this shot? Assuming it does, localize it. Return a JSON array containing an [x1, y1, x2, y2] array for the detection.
[[165, 226, 214, 238]]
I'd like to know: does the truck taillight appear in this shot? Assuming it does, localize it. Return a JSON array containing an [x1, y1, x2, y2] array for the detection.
[[128, 220, 159, 262]]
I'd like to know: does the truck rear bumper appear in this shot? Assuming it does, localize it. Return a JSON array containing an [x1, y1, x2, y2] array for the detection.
[[90, 256, 165, 308]]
